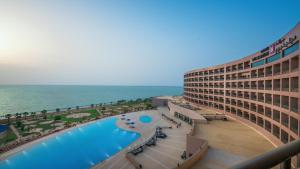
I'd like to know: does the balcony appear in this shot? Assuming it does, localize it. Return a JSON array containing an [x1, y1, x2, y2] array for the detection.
[[232, 65, 237, 72], [281, 78, 289, 92], [244, 61, 250, 69], [265, 94, 272, 104], [282, 60, 289, 74], [257, 105, 264, 114], [226, 67, 231, 73], [251, 82, 257, 89], [265, 107, 272, 118], [281, 96, 289, 110], [291, 77, 299, 92], [251, 92, 257, 101], [244, 81, 249, 88], [258, 93, 264, 102], [265, 66, 272, 76], [258, 68, 264, 77], [251, 70, 258, 78], [243, 111, 249, 120], [290, 117, 299, 135], [238, 101, 243, 107], [250, 103, 257, 112], [281, 112, 289, 128], [290, 97, 298, 113], [258, 81, 264, 90], [244, 102, 250, 109], [273, 110, 280, 123], [265, 80, 272, 90], [265, 120, 271, 132], [225, 99, 230, 104], [238, 63, 243, 71], [231, 100, 237, 106], [244, 93, 250, 99], [273, 63, 281, 75], [257, 117, 264, 127], [273, 79, 280, 91], [273, 95, 280, 107], [291, 56, 299, 72], [250, 114, 256, 123], [237, 92, 243, 98]]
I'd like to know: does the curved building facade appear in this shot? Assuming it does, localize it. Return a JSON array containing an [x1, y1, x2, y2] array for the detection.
[[184, 23, 300, 146]]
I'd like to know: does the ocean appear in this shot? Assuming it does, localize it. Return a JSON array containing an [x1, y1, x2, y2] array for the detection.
[[0, 85, 182, 115]]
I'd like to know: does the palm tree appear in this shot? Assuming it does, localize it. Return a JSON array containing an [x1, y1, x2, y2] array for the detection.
[[15, 113, 22, 121], [67, 107, 71, 113], [23, 112, 29, 119], [30, 112, 36, 119], [76, 106, 79, 110], [41, 110, 47, 119], [5, 114, 11, 124], [56, 108, 60, 113]]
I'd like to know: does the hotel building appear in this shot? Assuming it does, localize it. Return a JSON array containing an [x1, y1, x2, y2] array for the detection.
[[184, 22, 300, 146]]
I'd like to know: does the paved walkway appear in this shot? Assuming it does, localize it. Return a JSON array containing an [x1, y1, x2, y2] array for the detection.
[[10, 125, 21, 139]]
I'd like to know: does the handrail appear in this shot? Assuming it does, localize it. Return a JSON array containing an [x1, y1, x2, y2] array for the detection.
[[127, 129, 156, 152], [230, 139, 300, 169]]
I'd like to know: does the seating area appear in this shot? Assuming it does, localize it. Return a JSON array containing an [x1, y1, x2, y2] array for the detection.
[[129, 126, 168, 156], [161, 113, 181, 127]]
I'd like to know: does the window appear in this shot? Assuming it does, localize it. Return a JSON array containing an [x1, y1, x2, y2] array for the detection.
[[281, 129, 289, 144], [283, 42, 299, 57], [266, 53, 281, 63], [281, 113, 289, 127], [251, 59, 265, 68], [290, 117, 298, 134], [273, 110, 280, 122]]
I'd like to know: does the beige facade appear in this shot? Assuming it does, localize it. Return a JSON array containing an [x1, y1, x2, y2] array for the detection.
[[183, 22, 300, 146]]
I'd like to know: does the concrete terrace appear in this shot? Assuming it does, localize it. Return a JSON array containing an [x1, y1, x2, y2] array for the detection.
[[93, 106, 275, 169], [93, 108, 191, 169], [192, 118, 275, 169]]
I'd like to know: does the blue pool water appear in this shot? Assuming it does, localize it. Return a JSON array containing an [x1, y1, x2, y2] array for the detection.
[[0, 118, 140, 169], [139, 115, 152, 123], [0, 125, 8, 133]]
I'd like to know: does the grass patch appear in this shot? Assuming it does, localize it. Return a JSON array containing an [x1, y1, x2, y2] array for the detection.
[[0, 130, 17, 146]]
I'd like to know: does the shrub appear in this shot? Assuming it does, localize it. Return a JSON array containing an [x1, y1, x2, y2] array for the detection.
[[54, 115, 62, 121]]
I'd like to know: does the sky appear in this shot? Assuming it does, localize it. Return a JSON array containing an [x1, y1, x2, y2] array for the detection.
[[0, 0, 299, 86]]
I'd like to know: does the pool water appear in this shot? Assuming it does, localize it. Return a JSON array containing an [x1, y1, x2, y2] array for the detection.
[[0, 124, 8, 133], [0, 117, 140, 169], [139, 115, 152, 123]]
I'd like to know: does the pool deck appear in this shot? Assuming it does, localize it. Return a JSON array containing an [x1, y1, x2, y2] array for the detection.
[[92, 108, 192, 169], [93, 107, 275, 169], [0, 107, 276, 169]]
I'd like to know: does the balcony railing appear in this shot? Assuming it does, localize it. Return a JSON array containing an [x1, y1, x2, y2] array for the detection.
[[230, 139, 300, 169]]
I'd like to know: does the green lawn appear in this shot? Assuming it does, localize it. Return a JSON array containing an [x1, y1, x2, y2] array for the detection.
[[1, 98, 154, 142], [0, 130, 17, 146]]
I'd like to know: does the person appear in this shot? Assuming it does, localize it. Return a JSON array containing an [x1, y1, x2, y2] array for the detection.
[[139, 164, 143, 168]]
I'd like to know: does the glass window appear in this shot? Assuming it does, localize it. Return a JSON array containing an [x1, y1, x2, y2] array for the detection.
[[266, 53, 281, 63], [251, 59, 265, 68], [283, 42, 299, 57]]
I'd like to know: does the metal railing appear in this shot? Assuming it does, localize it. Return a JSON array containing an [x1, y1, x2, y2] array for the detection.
[[230, 139, 300, 169]]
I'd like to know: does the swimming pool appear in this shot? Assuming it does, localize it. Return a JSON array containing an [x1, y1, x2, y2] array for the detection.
[[139, 115, 152, 123], [0, 117, 140, 169], [0, 124, 8, 133]]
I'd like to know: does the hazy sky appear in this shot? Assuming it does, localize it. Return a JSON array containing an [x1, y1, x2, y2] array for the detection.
[[0, 0, 299, 86]]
